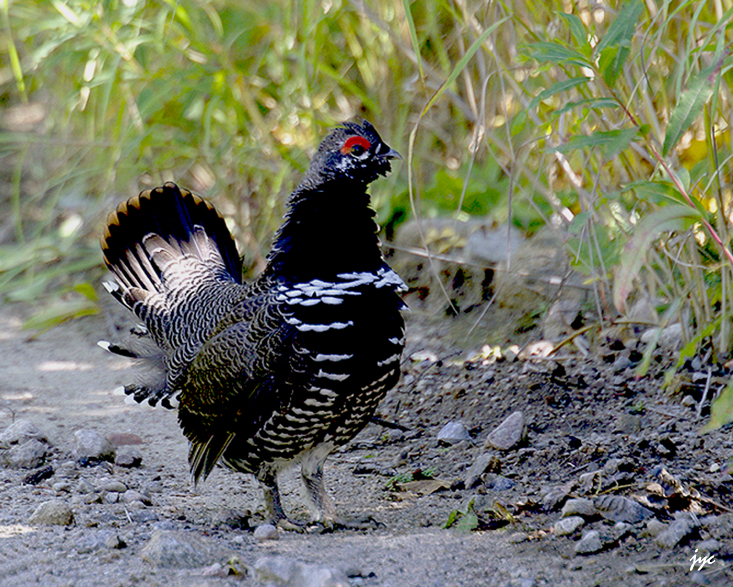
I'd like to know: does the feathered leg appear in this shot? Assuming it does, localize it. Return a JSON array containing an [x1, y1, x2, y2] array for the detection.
[[300, 452, 337, 526]]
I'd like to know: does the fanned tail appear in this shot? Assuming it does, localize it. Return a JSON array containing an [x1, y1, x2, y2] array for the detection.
[[99, 182, 243, 408]]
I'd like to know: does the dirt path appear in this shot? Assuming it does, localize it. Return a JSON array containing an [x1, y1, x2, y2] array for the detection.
[[0, 304, 731, 586]]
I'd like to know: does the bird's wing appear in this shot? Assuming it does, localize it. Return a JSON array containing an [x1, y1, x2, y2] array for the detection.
[[177, 286, 304, 483]]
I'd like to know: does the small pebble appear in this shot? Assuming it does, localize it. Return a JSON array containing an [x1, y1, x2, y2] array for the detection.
[[574, 530, 603, 555], [99, 480, 128, 493], [645, 519, 667, 537], [696, 538, 722, 553], [254, 524, 280, 541], [437, 422, 472, 445], [655, 518, 697, 549], [484, 411, 525, 451], [115, 447, 143, 468], [554, 516, 584, 536], [53, 481, 71, 493], [122, 490, 152, 505], [561, 498, 597, 519]]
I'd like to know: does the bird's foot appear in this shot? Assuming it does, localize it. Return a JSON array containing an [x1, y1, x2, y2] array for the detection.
[[273, 516, 322, 534], [310, 513, 380, 534]]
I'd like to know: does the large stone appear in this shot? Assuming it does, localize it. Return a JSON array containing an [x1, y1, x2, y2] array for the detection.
[[561, 498, 597, 519], [253, 556, 351, 587], [574, 530, 603, 555], [140, 530, 221, 568], [655, 518, 698, 549], [0, 419, 49, 448], [29, 500, 74, 526], [437, 421, 472, 445], [74, 429, 115, 465], [464, 453, 498, 488], [484, 411, 525, 451], [594, 495, 654, 524], [6, 439, 49, 469]]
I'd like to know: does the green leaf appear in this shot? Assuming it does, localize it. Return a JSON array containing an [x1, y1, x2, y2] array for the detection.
[[599, 45, 630, 86], [454, 510, 479, 532], [529, 77, 591, 110], [528, 42, 593, 68], [613, 205, 700, 312], [703, 378, 733, 433], [556, 97, 619, 115], [555, 128, 639, 159], [662, 66, 717, 156], [401, 0, 423, 81], [595, 1, 643, 54], [560, 13, 588, 48], [510, 109, 528, 136], [625, 180, 686, 206]]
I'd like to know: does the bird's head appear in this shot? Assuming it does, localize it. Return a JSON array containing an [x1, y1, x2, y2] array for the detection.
[[302, 120, 401, 187]]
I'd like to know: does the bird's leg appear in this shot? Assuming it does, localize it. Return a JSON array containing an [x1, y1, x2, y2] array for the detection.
[[300, 452, 337, 527], [300, 447, 377, 531], [256, 465, 305, 532]]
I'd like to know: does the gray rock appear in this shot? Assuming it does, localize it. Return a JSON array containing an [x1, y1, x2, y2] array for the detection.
[[74, 429, 115, 464], [574, 530, 604, 555], [53, 481, 71, 493], [103, 492, 119, 504], [655, 518, 698, 549], [645, 519, 667, 537], [6, 439, 49, 469], [541, 485, 571, 512], [253, 556, 351, 587], [0, 419, 48, 448], [614, 414, 642, 435], [29, 500, 74, 526], [507, 532, 530, 544], [554, 516, 584, 536], [561, 498, 597, 519], [254, 524, 279, 541], [594, 495, 654, 524], [122, 489, 152, 505], [486, 474, 515, 491], [485, 411, 525, 451], [437, 421, 472, 445], [77, 479, 94, 494], [142, 480, 164, 494], [696, 538, 722, 554], [140, 530, 220, 568], [115, 447, 142, 468], [76, 530, 125, 553], [464, 453, 497, 488], [98, 480, 128, 493]]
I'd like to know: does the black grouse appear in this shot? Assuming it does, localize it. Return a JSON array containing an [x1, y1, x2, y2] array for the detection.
[[99, 121, 406, 529]]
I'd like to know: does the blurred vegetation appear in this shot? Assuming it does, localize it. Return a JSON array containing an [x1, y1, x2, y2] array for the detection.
[[2, 1, 733, 425]]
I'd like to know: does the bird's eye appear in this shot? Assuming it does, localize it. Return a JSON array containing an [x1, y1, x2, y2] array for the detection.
[[341, 136, 371, 158]]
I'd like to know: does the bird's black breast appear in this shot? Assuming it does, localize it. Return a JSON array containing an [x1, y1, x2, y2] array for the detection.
[[227, 265, 406, 468]]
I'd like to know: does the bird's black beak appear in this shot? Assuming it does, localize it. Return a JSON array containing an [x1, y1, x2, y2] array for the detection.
[[379, 147, 402, 161]]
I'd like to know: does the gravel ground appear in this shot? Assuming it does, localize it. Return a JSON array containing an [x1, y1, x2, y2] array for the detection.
[[1, 302, 732, 587]]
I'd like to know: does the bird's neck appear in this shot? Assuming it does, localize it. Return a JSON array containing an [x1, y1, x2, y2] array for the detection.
[[266, 180, 384, 280]]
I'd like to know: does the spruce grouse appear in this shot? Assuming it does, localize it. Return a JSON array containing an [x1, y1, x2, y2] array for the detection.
[[99, 121, 406, 528]]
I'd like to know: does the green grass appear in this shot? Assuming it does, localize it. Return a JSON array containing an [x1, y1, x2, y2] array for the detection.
[[2, 0, 733, 424]]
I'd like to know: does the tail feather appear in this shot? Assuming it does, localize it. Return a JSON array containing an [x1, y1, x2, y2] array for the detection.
[[100, 182, 243, 409], [101, 182, 242, 295]]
